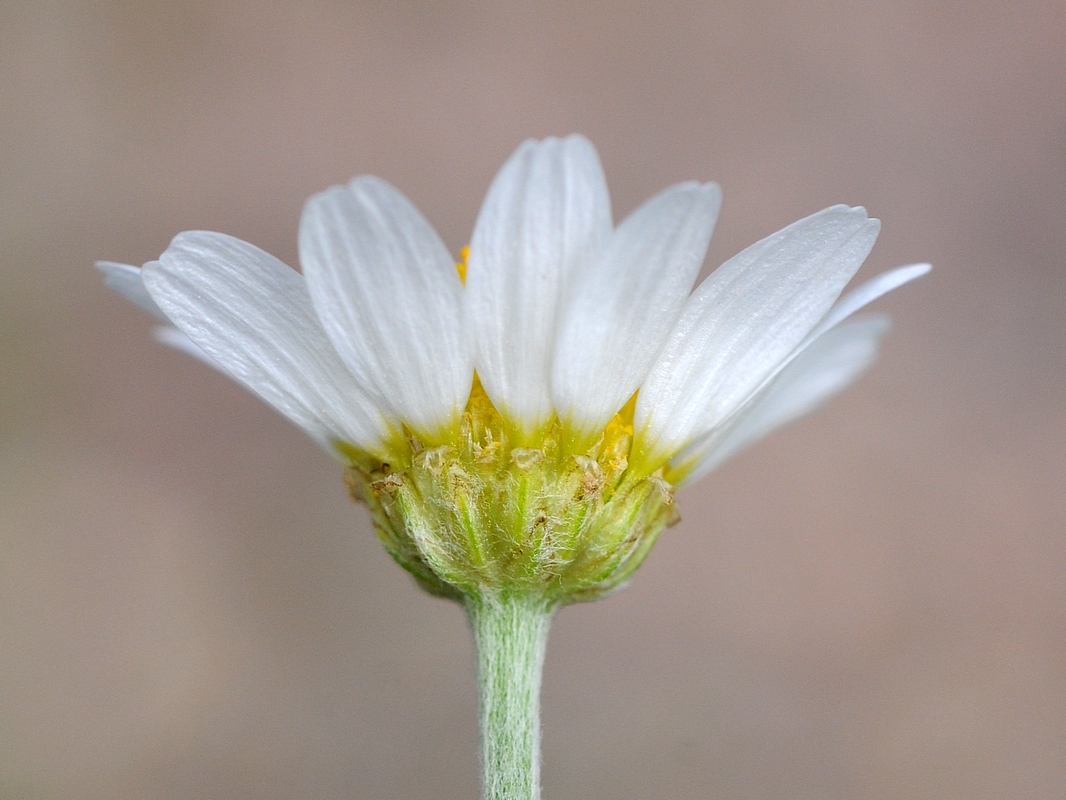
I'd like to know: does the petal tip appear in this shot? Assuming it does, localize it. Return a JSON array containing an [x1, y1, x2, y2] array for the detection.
[[95, 259, 133, 274]]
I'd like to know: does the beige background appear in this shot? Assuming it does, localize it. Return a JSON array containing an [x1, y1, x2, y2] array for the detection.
[[2, 2, 1065, 798]]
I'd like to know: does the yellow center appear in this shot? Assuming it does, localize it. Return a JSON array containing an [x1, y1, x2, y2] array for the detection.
[[455, 245, 470, 285]]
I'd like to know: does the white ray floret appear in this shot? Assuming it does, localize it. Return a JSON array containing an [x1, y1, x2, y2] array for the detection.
[[633, 205, 883, 470], [142, 231, 395, 455], [552, 181, 722, 448], [300, 177, 472, 444], [674, 315, 892, 486], [465, 135, 613, 444], [659, 261, 931, 477], [803, 261, 931, 343]]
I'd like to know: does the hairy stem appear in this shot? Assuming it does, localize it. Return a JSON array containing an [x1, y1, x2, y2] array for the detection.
[[466, 594, 554, 800]]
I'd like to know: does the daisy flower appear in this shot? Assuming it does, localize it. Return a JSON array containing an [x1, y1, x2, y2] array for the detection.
[[99, 134, 925, 600], [99, 134, 926, 800]]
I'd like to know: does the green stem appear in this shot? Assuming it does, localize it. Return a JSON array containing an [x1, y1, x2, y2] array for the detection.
[[466, 594, 554, 800]]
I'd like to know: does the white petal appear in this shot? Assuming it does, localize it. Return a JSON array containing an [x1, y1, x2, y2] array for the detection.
[[805, 262, 930, 342], [715, 263, 930, 423], [300, 177, 472, 443], [465, 134, 612, 442], [142, 231, 396, 456], [634, 205, 880, 469], [673, 315, 891, 486], [658, 262, 929, 478], [96, 261, 169, 322], [552, 182, 721, 445]]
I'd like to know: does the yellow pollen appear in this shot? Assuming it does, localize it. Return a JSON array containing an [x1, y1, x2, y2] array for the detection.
[[455, 245, 470, 285], [334, 378, 643, 479]]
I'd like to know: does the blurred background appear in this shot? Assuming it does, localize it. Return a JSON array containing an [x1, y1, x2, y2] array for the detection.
[[2, 2, 1064, 798]]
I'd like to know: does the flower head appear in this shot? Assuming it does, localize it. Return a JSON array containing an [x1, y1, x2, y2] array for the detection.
[[99, 135, 927, 604]]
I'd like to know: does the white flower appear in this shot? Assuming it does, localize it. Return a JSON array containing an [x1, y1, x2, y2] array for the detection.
[[102, 137, 930, 796], [99, 135, 926, 487]]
